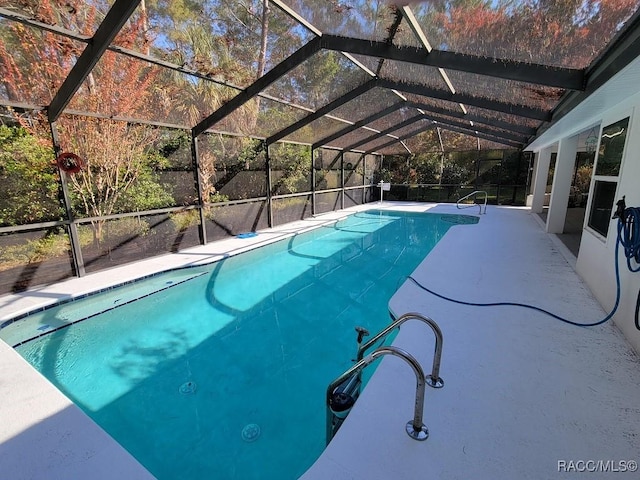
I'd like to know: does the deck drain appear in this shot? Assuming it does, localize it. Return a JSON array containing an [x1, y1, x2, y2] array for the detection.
[[178, 381, 197, 395], [241, 423, 261, 442]]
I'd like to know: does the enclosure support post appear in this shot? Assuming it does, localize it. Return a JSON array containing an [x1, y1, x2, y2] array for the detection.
[[311, 147, 316, 216], [266, 142, 273, 227], [50, 121, 85, 277], [379, 155, 384, 202], [191, 133, 207, 245], [340, 151, 345, 210], [496, 151, 503, 205], [362, 153, 367, 204]]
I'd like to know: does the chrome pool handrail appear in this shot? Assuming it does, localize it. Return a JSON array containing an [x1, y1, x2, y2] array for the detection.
[[326, 345, 429, 443], [357, 312, 444, 389], [457, 190, 487, 214]]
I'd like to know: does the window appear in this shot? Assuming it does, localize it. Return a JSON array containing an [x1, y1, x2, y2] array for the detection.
[[588, 181, 617, 237], [595, 118, 628, 176], [587, 117, 629, 238]]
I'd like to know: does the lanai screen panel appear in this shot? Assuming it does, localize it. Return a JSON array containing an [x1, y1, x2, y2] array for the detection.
[[199, 134, 267, 201], [326, 128, 382, 151], [410, 0, 640, 69], [0, 22, 86, 105], [444, 70, 564, 112], [364, 154, 379, 185], [343, 151, 365, 187], [110, 0, 313, 89], [281, 115, 350, 145], [375, 141, 410, 155], [379, 59, 564, 113], [364, 107, 423, 133], [438, 129, 484, 152], [206, 96, 310, 138], [351, 133, 402, 154], [403, 94, 468, 118], [276, 0, 401, 42], [263, 49, 373, 111], [476, 137, 517, 151], [56, 115, 195, 217], [0, 112, 63, 225], [0, 226, 75, 296], [0, 0, 110, 37], [334, 108, 428, 152], [359, 133, 407, 154], [377, 58, 451, 91], [314, 148, 341, 190], [64, 52, 209, 126], [269, 142, 311, 195], [402, 129, 443, 154], [462, 104, 542, 131], [405, 93, 541, 132], [388, 118, 433, 141], [421, 111, 527, 145], [330, 88, 401, 125]]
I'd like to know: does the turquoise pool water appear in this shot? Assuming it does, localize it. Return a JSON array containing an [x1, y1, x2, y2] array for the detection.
[[8, 210, 477, 479]]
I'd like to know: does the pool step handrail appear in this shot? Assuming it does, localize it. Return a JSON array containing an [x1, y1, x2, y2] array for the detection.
[[326, 345, 429, 444], [357, 312, 444, 389], [457, 190, 487, 214]]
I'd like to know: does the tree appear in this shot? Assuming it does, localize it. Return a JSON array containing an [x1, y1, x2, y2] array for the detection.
[[0, 0, 176, 245], [407, 0, 638, 124], [412, 153, 441, 184], [0, 124, 62, 226], [0, 0, 105, 104], [441, 163, 469, 199], [270, 142, 311, 194]]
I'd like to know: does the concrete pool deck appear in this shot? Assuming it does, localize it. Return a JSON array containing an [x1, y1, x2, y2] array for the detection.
[[2, 203, 640, 479], [304, 204, 640, 479]]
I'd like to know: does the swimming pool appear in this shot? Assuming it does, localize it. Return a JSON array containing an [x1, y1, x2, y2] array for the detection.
[[2, 210, 478, 479]]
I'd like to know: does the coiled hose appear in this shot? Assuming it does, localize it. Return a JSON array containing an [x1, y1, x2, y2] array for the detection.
[[622, 207, 640, 329], [407, 205, 640, 329]]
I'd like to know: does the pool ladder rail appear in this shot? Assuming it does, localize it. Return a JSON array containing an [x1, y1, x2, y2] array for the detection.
[[326, 312, 444, 444], [457, 190, 488, 214]]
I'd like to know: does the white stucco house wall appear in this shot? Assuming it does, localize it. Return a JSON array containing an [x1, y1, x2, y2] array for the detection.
[[527, 54, 640, 354]]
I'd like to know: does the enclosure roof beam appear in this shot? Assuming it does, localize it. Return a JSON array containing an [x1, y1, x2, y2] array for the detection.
[[193, 36, 323, 137], [312, 101, 405, 149], [321, 35, 584, 91], [378, 79, 551, 121], [47, 0, 141, 123], [406, 101, 536, 136], [266, 78, 378, 145], [420, 113, 529, 143], [344, 114, 428, 152]]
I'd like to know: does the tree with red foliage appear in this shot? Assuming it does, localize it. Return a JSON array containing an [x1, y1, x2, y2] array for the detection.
[[0, 0, 174, 244]]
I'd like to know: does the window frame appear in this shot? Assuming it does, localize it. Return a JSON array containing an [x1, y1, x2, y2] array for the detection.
[[585, 114, 632, 240]]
